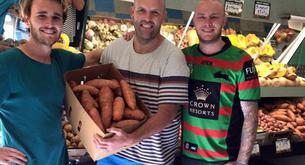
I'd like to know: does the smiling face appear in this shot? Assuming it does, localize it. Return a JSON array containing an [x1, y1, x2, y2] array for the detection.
[[24, 0, 64, 46], [131, 0, 166, 42], [193, 0, 226, 44]]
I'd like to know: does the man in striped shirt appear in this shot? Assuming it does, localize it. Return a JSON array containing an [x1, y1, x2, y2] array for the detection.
[[180, 0, 260, 165], [93, 0, 189, 164]]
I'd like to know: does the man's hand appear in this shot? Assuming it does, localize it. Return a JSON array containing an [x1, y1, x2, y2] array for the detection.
[[93, 128, 134, 152], [224, 161, 248, 165], [0, 147, 27, 165], [123, 31, 135, 41], [0, 45, 10, 52]]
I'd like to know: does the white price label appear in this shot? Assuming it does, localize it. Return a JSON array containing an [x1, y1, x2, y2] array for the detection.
[[254, 1, 270, 18], [225, 0, 243, 16], [275, 138, 291, 153], [251, 143, 260, 156]]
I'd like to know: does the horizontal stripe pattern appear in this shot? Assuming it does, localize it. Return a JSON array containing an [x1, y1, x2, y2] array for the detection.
[[185, 55, 251, 71], [238, 79, 260, 90], [117, 70, 188, 165], [183, 148, 228, 159], [183, 122, 227, 138]]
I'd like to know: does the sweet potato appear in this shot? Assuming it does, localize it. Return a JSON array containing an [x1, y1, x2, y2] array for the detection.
[[112, 119, 140, 133], [69, 80, 78, 88], [276, 103, 290, 109], [273, 115, 291, 122], [81, 90, 98, 111], [296, 126, 305, 132], [112, 97, 125, 121], [123, 108, 145, 121], [86, 79, 120, 89], [88, 108, 105, 132], [99, 86, 114, 129], [297, 103, 305, 111], [120, 80, 136, 110], [73, 84, 99, 95], [288, 104, 297, 112], [296, 117, 305, 126], [287, 109, 296, 121]]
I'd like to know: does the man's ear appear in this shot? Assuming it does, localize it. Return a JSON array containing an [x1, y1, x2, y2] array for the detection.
[[163, 10, 167, 23], [130, 6, 135, 19], [22, 16, 30, 28]]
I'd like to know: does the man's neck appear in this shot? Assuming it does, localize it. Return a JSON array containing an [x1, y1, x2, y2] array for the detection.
[[133, 35, 164, 54], [19, 39, 52, 64], [199, 37, 225, 55]]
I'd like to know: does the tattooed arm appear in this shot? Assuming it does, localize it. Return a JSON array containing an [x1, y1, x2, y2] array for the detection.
[[236, 101, 258, 164]]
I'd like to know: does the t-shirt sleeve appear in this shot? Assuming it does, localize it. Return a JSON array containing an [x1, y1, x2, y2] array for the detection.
[[159, 49, 189, 105], [237, 57, 260, 101], [54, 49, 85, 72]]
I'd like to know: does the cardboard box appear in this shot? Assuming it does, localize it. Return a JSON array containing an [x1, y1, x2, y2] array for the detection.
[[64, 63, 149, 161]]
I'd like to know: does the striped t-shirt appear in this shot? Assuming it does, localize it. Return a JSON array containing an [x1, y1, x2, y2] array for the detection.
[[100, 37, 189, 164], [182, 37, 260, 163]]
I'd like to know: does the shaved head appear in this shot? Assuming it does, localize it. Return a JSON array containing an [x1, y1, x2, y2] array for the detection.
[[134, 0, 166, 12], [195, 0, 225, 17]]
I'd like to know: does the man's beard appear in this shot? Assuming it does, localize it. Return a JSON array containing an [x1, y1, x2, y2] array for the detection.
[[30, 24, 60, 46], [198, 29, 222, 44], [134, 21, 160, 41]]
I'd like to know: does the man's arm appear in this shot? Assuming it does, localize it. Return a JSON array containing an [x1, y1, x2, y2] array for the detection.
[[83, 48, 103, 67], [236, 101, 258, 164], [94, 104, 179, 151], [72, 0, 85, 11]]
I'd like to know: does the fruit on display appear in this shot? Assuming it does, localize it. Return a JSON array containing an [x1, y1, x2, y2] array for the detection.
[[274, 28, 296, 44], [69, 78, 148, 134], [161, 24, 179, 45], [83, 19, 134, 52], [224, 28, 305, 87], [62, 120, 84, 148], [52, 33, 80, 54], [258, 99, 305, 139], [257, 62, 305, 87], [83, 18, 181, 52]]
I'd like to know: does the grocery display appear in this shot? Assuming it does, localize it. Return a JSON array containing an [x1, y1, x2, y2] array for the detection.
[[258, 99, 305, 139], [83, 17, 187, 52], [62, 120, 84, 149]]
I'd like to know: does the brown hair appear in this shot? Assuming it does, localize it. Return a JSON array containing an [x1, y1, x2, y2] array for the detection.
[[19, 0, 67, 22]]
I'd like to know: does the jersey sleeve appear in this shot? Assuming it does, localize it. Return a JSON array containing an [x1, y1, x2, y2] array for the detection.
[[237, 57, 260, 101], [159, 49, 189, 105]]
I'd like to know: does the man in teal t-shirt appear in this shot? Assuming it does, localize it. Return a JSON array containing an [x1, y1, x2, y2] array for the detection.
[[0, 0, 100, 164], [180, 0, 260, 165]]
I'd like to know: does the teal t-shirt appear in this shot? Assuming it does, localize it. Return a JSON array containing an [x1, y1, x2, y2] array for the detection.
[[0, 48, 85, 165]]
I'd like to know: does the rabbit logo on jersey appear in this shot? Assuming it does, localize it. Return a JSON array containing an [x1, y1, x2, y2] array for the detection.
[[188, 80, 220, 120]]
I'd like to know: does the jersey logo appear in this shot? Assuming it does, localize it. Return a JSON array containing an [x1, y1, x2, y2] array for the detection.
[[184, 141, 198, 152], [214, 71, 229, 81], [188, 80, 221, 120], [194, 85, 212, 101], [243, 60, 258, 81]]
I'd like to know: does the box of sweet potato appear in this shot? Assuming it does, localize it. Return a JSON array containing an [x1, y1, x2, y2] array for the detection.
[[64, 63, 150, 161]]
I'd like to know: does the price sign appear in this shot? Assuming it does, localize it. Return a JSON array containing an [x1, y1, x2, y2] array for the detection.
[[254, 1, 271, 19], [251, 142, 260, 156], [275, 138, 291, 153], [225, 0, 244, 16]]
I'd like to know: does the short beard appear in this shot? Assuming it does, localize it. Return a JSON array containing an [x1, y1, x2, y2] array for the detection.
[[30, 24, 59, 47]]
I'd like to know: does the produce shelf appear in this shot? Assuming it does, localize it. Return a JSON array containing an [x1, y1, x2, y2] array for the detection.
[[261, 87, 305, 97]]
